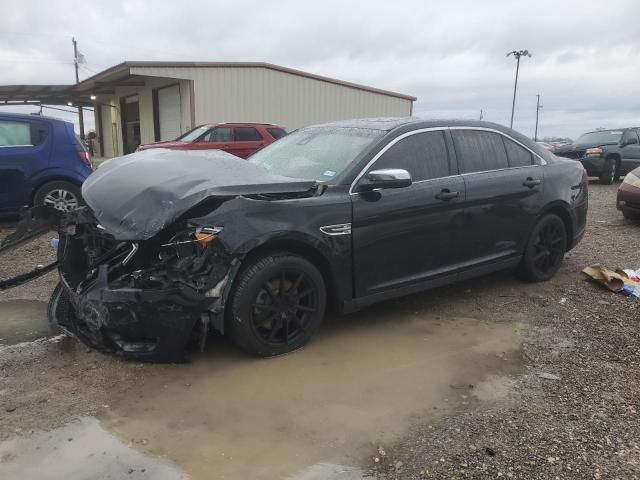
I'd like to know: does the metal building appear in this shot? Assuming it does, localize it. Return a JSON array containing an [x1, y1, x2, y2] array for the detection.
[[89, 62, 416, 157], [0, 61, 415, 158]]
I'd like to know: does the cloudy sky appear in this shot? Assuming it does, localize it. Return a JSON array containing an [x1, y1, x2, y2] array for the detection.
[[1, 0, 638, 140]]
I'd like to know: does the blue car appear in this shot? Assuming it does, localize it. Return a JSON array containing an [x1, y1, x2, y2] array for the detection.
[[0, 112, 93, 214]]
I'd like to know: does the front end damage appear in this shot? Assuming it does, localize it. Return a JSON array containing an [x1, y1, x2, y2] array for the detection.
[[2, 206, 236, 362], [1, 149, 322, 362]]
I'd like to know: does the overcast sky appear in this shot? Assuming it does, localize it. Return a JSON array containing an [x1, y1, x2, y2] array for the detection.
[[1, 0, 638, 140]]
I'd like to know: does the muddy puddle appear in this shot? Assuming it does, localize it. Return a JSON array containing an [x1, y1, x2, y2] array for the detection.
[[0, 306, 524, 479], [0, 300, 52, 346], [0, 417, 187, 479], [98, 310, 524, 480]]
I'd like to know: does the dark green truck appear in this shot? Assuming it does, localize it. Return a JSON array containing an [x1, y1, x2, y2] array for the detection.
[[554, 128, 640, 184]]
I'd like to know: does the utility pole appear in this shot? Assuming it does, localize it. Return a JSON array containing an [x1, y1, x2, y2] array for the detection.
[[507, 49, 532, 129], [72, 37, 85, 140], [534, 94, 542, 141], [479, 109, 484, 121]]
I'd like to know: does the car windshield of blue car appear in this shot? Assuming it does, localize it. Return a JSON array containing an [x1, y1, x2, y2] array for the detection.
[[248, 127, 382, 181], [176, 126, 209, 143], [575, 131, 623, 145]]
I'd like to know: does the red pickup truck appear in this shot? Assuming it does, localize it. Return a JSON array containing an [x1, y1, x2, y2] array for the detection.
[[137, 122, 286, 158]]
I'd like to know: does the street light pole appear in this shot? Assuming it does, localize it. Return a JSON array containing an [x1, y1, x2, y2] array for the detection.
[[534, 94, 542, 141], [72, 37, 85, 140], [507, 49, 532, 129]]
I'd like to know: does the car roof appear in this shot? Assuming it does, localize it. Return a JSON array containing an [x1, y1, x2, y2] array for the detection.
[[0, 111, 71, 125], [583, 128, 638, 134], [305, 117, 533, 134], [200, 122, 282, 128]]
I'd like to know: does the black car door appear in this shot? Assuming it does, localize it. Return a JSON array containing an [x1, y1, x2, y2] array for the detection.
[[351, 129, 466, 297], [451, 129, 544, 270]]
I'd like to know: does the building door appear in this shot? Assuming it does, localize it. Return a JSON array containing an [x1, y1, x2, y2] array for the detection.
[[157, 84, 182, 141], [120, 95, 140, 154]]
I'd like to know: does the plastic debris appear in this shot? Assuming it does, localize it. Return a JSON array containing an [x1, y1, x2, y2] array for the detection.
[[538, 372, 561, 381]]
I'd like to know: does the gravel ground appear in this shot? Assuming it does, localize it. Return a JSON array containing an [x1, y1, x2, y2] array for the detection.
[[1, 182, 639, 478], [369, 182, 640, 479]]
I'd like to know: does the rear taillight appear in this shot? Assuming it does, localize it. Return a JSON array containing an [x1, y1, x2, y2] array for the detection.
[[582, 167, 588, 185], [78, 150, 92, 169]]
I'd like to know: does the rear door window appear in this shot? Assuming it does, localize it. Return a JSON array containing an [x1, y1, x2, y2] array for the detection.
[[0, 120, 32, 147], [502, 137, 533, 167], [453, 130, 509, 173], [234, 127, 263, 142], [373, 130, 450, 181]]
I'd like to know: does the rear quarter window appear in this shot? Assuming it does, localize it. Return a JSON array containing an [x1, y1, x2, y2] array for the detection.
[[266, 127, 287, 140]]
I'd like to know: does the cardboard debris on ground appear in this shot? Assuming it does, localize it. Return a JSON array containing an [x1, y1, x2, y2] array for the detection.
[[582, 264, 640, 297]]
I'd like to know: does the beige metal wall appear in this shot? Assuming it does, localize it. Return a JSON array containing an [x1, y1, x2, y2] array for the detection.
[[130, 66, 412, 131], [94, 78, 192, 158]]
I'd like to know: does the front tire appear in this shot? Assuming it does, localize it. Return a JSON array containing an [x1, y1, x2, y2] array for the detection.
[[599, 158, 617, 185], [34, 181, 83, 212], [519, 214, 567, 282], [228, 253, 326, 356]]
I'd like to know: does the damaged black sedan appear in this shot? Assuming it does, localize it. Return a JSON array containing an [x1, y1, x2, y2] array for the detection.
[[1, 118, 588, 362]]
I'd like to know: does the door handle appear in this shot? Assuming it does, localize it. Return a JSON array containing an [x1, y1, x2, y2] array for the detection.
[[435, 189, 459, 201], [523, 177, 541, 188]]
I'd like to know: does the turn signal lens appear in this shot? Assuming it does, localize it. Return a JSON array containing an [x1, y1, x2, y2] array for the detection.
[[195, 231, 217, 246], [194, 227, 223, 246]]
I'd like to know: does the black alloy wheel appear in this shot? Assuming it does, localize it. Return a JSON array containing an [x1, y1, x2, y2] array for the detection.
[[252, 270, 319, 346], [229, 254, 326, 356], [520, 214, 567, 282]]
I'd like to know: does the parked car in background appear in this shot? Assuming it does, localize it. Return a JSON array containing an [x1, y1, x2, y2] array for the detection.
[[554, 128, 640, 184], [0, 112, 92, 214], [6, 118, 588, 362], [616, 165, 640, 220], [136, 122, 287, 158], [536, 141, 556, 152]]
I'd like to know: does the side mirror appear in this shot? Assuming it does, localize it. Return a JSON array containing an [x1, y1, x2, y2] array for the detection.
[[358, 168, 412, 191]]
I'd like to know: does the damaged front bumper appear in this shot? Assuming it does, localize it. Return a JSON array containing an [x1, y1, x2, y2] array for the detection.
[[1, 206, 235, 362]]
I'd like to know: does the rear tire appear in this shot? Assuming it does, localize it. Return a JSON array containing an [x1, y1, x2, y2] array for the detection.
[[519, 214, 567, 282], [599, 158, 616, 185], [228, 253, 326, 356], [33, 181, 83, 212]]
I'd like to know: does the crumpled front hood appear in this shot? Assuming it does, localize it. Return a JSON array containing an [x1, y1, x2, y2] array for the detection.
[[83, 149, 317, 240]]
